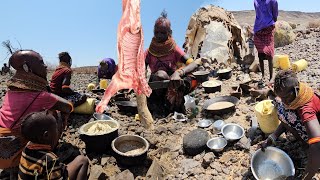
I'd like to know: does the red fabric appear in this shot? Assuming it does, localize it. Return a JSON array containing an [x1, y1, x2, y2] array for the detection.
[[298, 93, 320, 122], [0, 91, 58, 129], [145, 46, 186, 74], [50, 67, 72, 95], [254, 25, 275, 57]]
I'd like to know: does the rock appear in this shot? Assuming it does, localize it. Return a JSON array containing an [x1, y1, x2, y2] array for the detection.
[[235, 136, 251, 150], [202, 152, 215, 168], [155, 125, 167, 135], [146, 160, 164, 180], [110, 169, 134, 180], [88, 165, 107, 180], [101, 154, 109, 166], [105, 164, 121, 177], [210, 162, 222, 173], [91, 158, 99, 165], [180, 159, 201, 173], [183, 129, 209, 156], [222, 167, 230, 174]]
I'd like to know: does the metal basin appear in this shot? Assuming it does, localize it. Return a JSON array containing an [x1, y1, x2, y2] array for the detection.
[[112, 135, 149, 166], [93, 113, 112, 120], [206, 137, 227, 152], [212, 120, 225, 132], [203, 96, 239, 116], [221, 123, 244, 141], [251, 147, 295, 180], [198, 119, 213, 128]]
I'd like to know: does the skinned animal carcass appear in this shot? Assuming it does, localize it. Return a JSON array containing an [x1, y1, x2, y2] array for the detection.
[[184, 5, 247, 65]]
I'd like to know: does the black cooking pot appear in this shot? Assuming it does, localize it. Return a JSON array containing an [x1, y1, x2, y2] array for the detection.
[[192, 71, 210, 83], [111, 135, 149, 166], [202, 80, 222, 93], [217, 69, 232, 80], [115, 101, 138, 114], [79, 120, 119, 154], [203, 96, 239, 116]]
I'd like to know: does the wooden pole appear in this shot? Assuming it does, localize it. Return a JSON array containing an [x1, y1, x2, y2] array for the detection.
[[136, 94, 154, 129]]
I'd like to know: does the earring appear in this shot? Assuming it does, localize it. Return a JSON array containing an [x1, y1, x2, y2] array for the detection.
[[23, 64, 29, 72]]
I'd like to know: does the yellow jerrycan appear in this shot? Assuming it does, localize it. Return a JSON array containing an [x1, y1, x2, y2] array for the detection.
[[100, 79, 108, 89], [273, 55, 281, 68], [74, 98, 96, 115], [255, 100, 280, 134], [292, 59, 308, 72], [278, 55, 291, 70]]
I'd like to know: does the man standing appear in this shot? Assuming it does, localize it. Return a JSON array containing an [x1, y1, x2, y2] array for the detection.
[[254, 0, 278, 83]]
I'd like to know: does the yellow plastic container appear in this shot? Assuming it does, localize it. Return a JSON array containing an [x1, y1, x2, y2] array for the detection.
[[273, 55, 281, 68], [292, 59, 308, 72], [87, 83, 96, 91], [255, 100, 280, 134], [74, 98, 96, 115], [278, 55, 291, 70], [100, 79, 108, 89]]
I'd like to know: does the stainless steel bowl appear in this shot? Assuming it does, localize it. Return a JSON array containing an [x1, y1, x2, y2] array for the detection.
[[206, 137, 227, 152], [93, 113, 112, 120], [251, 147, 295, 180], [198, 119, 213, 128], [221, 123, 244, 141], [213, 120, 225, 132]]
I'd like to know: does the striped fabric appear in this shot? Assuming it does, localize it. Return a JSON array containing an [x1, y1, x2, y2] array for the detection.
[[18, 145, 67, 180]]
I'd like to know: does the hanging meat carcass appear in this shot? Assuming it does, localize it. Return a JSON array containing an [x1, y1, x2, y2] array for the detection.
[[96, 0, 153, 128]]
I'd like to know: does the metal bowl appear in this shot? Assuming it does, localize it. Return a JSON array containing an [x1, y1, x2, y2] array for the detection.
[[112, 135, 149, 166], [93, 113, 112, 120], [213, 120, 225, 132], [206, 137, 228, 152], [221, 123, 244, 141], [251, 147, 295, 180], [198, 119, 213, 128]]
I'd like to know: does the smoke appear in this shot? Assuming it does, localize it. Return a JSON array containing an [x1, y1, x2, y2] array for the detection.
[[200, 0, 221, 8]]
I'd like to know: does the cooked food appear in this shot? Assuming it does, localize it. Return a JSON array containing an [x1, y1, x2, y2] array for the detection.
[[202, 80, 222, 87], [86, 122, 114, 135], [218, 68, 231, 73], [207, 101, 234, 111]]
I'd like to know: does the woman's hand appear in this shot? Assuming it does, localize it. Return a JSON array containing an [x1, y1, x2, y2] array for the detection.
[[170, 71, 182, 81], [259, 137, 273, 151], [259, 134, 277, 151]]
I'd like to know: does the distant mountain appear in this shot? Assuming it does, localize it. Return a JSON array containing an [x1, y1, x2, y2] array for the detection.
[[231, 10, 320, 28]]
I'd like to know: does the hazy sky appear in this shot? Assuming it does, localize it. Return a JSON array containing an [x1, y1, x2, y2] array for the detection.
[[0, 0, 319, 67]]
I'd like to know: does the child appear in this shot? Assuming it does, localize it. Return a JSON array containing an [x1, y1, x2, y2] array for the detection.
[[19, 110, 88, 180], [245, 25, 255, 56]]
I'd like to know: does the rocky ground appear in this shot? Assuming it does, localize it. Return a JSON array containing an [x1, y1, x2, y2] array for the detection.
[[0, 28, 319, 180]]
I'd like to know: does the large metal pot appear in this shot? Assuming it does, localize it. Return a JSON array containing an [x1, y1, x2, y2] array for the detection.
[[251, 147, 295, 180], [79, 119, 119, 154], [115, 101, 138, 114], [192, 71, 210, 83], [203, 96, 239, 116], [217, 68, 232, 80], [111, 135, 149, 166], [202, 80, 222, 93]]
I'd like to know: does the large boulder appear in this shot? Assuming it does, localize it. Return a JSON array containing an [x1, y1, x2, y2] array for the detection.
[[183, 129, 209, 156], [274, 20, 296, 48]]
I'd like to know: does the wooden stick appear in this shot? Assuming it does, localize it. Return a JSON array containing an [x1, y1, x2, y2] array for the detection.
[[136, 94, 154, 129]]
